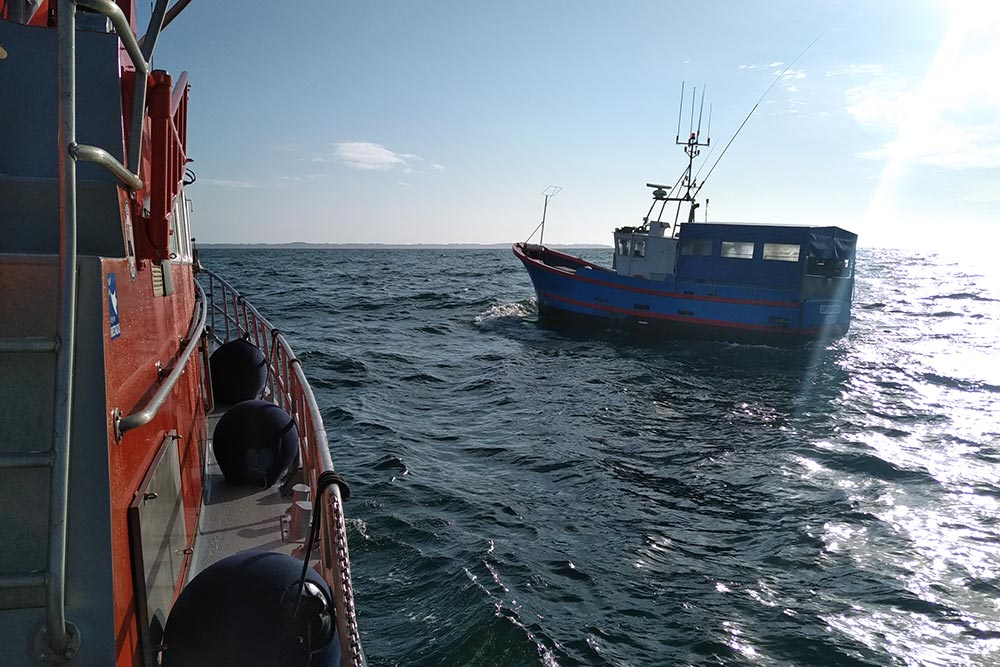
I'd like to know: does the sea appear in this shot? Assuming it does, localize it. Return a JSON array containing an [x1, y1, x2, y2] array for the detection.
[[201, 246, 1000, 667]]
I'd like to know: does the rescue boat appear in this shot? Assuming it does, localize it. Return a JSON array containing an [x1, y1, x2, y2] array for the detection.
[[0, 2, 364, 664]]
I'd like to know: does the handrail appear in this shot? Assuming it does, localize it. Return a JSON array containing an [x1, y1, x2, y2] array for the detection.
[[71, 143, 143, 191], [48, 0, 80, 655], [45, 0, 179, 657], [199, 269, 366, 667], [115, 280, 207, 439], [74, 0, 173, 179], [170, 71, 190, 116], [75, 0, 146, 77]]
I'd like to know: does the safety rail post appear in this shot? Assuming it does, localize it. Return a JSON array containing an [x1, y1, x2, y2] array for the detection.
[[207, 273, 216, 340], [223, 286, 231, 341], [240, 298, 249, 338]]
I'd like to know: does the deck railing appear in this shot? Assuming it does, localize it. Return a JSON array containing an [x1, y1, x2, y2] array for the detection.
[[199, 268, 365, 667]]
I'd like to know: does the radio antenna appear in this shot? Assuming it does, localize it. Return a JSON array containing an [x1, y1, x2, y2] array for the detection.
[[693, 34, 821, 198], [689, 86, 696, 136], [696, 86, 706, 138], [675, 82, 684, 143]]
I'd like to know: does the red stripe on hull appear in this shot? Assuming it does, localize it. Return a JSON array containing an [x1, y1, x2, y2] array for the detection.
[[540, 290, 818, 335]]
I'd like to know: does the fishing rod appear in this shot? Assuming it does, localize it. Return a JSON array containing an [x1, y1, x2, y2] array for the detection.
[[692, 34, 822, 199]]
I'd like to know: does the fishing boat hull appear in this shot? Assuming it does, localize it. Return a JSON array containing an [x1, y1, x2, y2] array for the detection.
[[513, 240, 854, 345]]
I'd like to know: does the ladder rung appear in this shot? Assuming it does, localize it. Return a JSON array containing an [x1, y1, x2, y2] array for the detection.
[[0, 337, 58, 353], [0, 451, 54, 469], [0, 572, 47, 589]]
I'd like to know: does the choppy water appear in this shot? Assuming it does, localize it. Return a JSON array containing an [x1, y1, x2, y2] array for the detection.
[[202, 247, 1000, 667]]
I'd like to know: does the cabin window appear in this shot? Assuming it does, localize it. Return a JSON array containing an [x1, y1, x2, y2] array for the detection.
[[721, 241, 755, 260], [617, 238, 632, 256], [680, 239, 712, 256], [807, 257, 851, 278], [763, 243, 801, 262], [632, 240, 646, 257]]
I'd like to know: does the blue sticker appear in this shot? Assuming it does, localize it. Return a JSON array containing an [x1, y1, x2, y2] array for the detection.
[[107, 272, 121, 340]]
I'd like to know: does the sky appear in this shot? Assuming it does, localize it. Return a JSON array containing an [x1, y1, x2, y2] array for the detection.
[[150, 0, 1000, 250]]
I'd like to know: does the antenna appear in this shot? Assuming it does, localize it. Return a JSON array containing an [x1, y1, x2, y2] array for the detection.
[[665, 83, 711, 225], [675, 82, 685, 143], [696, 86, 706, 139], [534, 186, 562, 246], [694, 34, 822, 199], [689, 86, 696, 136], [706, 103, 712, 144]]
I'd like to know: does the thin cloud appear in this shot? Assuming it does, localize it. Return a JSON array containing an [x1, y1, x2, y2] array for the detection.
[[776, 68, 807, 79], [331, 141, 444, 173], [200, 178, 259, 189], [335, 142, 408, 170], [826, 64, 885, 77]]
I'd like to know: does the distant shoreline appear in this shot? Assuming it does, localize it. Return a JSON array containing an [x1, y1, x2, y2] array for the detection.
[[198, 243, 612, 250]]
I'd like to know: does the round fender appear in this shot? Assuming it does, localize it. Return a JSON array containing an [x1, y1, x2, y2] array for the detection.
[[162, 551, 341, 666], [213, 400, 299, 487], [210, 338, 268, 405]]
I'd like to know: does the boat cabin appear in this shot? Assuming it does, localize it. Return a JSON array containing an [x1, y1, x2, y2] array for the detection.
[[674, 222, 856, 299], [612, 221, 678, 281], [612, 221, 856, 300]]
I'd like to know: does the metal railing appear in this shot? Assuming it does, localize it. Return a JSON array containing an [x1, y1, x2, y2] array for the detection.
[[200, 269, 365, 667], [113, 281, 207, 439]]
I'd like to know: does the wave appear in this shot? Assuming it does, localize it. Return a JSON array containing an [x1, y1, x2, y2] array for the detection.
[[474, 299, 536, 331]]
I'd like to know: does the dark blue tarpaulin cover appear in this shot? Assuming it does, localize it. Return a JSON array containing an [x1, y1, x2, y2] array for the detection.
[[808, 229, 857, 260], [675, 224, 857, 286]]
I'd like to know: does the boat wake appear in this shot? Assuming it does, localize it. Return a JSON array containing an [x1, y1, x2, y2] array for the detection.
[[473, 298, 537, 331]]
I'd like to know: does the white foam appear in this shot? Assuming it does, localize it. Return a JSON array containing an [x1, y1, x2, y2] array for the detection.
[[473, 298, 536, 330]]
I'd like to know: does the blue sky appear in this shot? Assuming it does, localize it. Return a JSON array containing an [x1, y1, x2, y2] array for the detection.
[[153, 1, 999, 250]]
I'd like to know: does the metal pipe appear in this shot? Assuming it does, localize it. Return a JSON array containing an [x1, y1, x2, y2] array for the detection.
[[116, 281, 207, 437], [200, 333, 215, 413], [161, 0, 194, 34], [72, 143, 143, 190], [170, 70, 189, 116], [140, 0, 170, 62], [128, 0, 170, 172], [292, 359, 363, 666], [76, 0, 147, 77], [138, 0, 193, 47], [223, 287, 231, 340], [207, 273, 216, 336], [49, 0, 78, 653]]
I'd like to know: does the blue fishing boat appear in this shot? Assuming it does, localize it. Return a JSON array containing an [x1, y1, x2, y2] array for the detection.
[[513, 93, 857, 345]]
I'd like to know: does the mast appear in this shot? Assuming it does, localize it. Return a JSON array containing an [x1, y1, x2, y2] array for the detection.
[[645, 84, 711, 233]]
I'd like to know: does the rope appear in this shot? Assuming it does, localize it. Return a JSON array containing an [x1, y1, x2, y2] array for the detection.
[[291, 470, 351, 623]]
